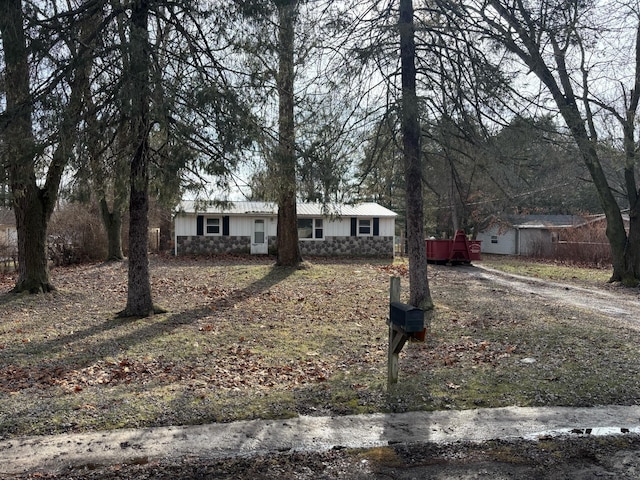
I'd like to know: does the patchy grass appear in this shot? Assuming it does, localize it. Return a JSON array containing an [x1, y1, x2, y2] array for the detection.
[[478, 254, 612, 285], [1, 254, 639, 439]]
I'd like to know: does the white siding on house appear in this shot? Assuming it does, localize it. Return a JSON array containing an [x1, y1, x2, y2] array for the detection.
[[296, 216, 341, 238], [296, 216, 394, 238], [230, 217, 250, 237], [175, 215, 196, 237], [308, 217, 348, 237], [174, 201, 397, 256], [325, 218, 348, 237], [378, 217, 394, 237], [477, 226, 517, 255], [519, 229, 553, 256], [174, 214, 277, 238], [477, 226, 553, 256], [229, 216, 277, 237]]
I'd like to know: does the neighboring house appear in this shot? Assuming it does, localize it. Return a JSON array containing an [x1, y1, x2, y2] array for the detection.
[[174, 201, 397, 257], [477, 214, 598, 256]]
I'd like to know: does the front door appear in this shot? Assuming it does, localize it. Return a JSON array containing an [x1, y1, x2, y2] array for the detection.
[[251, 219, 268, 254]]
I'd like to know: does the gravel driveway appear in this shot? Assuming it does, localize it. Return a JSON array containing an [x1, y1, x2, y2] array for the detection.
[[471, 264, 640, 329]]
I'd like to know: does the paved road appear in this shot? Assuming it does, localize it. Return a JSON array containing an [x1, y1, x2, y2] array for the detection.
[[2, 405, 640, 475]]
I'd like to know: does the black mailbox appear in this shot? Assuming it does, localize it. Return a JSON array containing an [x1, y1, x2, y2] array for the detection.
[[389, 301, 424, 333]]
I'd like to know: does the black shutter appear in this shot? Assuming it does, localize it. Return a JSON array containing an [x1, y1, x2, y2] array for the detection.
[[351, 217, 357, 236], [223, 216, 230, 236], [197, 215, 204, 236], [373, 218, 380, 236]]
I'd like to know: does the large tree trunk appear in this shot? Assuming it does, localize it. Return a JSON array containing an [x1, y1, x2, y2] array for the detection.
[[100, 198, 125, 262], [399, 0, 433, 313], [1, 0, 54, 293], [618, 147, 640, 284], [565, 112, 629, 281], [119, 0, 155, 317], [275, 0, 302, 267], [2, 0, 94, 293], [123, 155, 153, 316], [616, 26, 640, 285], [624, 214, 640, 284], [13, 189, 53, 293]]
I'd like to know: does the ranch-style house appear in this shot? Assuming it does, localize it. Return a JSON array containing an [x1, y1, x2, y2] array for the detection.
[[173, 200, 397, 257]]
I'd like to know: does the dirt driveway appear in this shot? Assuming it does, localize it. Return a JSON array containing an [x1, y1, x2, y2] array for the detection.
[[471, 264, 640, 329]]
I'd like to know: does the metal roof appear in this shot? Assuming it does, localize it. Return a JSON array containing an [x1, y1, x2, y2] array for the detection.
[[176, 201, 397, 218], [505, 214, 589, 229], [177, 201, 276, 216], [296, 202, 397, 218]]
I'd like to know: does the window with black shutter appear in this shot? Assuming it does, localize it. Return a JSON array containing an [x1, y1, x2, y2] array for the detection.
[[196, 215, 204, 236]]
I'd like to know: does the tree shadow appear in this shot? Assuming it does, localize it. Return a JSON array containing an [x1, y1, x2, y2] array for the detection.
[[0, 289, 30, 306], [5, 263, 298, 378]]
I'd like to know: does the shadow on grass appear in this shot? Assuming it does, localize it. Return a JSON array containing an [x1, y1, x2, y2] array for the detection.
[[0, 262, 309, 436], [4, 263, 298, 375]]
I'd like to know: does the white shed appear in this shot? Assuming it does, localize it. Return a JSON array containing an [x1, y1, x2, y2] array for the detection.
[[477, 215, 589, 256]]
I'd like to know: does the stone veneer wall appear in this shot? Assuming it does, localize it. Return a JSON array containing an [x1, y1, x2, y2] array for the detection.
[[299, 236, 394, 257], [177, 236, 251, 255], [178, 235, 394, 257]]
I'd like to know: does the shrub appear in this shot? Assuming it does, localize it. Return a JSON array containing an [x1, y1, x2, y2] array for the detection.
[[552, 222, 611, 266], [48, 203, 107, 264]]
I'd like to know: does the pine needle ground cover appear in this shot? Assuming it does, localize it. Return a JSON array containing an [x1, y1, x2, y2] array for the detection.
[[1, 255, 639, 438]]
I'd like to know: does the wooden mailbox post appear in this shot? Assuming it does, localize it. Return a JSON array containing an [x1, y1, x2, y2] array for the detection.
[[387, 276, 426, 388]]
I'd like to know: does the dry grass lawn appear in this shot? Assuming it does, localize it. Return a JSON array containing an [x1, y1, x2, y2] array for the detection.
[[1, 254, 639, 439]]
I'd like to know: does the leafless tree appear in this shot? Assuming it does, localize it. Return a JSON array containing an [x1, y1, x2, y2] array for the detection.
[[468, 0, 640, 283]]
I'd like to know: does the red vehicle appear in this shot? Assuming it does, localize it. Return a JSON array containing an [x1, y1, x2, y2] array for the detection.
[[426, 230, 481, 264]]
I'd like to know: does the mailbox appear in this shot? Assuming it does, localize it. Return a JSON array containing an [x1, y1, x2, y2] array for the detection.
[[389, 301, 424, 333]]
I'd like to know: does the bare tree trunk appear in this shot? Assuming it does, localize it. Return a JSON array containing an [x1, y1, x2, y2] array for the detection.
[[119, 0, 156, 317], [1, 0, 80, 293], [625, 213, 640, 284], [399, 0, 433, 312], [1, 0, 50, 293], [100, 198, 125, 261], [275, 0, 302, 267], [449, 163, 459, 233], [13, 189, 53, 293], [565, 112, 629, 282], [617, 25, 640, 284]]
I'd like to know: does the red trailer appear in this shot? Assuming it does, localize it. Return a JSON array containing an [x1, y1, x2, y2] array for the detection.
[[426, 230, 481, 264]]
